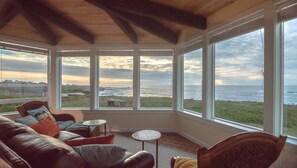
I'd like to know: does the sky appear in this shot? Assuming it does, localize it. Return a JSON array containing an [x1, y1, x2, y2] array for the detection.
[[0, 18, 296, 87]]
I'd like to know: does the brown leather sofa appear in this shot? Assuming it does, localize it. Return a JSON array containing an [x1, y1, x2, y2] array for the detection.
[[0, 115, 154, 168]]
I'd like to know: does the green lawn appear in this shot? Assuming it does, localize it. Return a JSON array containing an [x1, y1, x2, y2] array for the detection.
[[1, 96, 296, 137]]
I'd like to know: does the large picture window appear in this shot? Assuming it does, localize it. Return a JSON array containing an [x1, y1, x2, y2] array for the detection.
[[283, 18, 297, 137], [98, 55, 133, 108], [214, 29, 264, 128], [61, 57, 90, 108], [0, 46, 48, 113], [183, 49, 202, 113], [140, 54, 173, 108]]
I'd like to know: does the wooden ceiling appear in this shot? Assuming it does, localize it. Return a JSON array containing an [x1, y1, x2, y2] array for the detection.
[[0, 0, 237, 46]]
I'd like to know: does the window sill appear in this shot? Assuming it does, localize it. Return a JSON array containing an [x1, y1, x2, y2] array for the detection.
[[179, 110, 202, 117], [139, 107, 173, 110], [0, 111, 19, 115]]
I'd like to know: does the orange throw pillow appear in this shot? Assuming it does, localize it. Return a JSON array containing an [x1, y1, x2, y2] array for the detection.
[[30, 117, 60, 137], [64, 134, 115, 147]]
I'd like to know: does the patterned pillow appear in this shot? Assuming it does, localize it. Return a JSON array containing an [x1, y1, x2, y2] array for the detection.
[[15, 115, 38, 126], [27, 105, 56, 121]]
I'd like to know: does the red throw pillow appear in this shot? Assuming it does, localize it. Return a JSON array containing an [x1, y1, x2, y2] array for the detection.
[[30, 117, 60, 137], [64, 134, 115, 147]]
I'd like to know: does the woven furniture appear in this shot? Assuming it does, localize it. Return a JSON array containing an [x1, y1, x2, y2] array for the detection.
[[171, 132, 287, 168]]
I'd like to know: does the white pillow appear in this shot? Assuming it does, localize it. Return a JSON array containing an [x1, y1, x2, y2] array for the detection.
[[27, 105, 56, 121], [73, 144, 127, 168], [15, 115, 38, 126]]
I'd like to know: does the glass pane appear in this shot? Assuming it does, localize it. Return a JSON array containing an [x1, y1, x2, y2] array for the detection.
[[215, 29, 264, 128], [99, 56, 133, 108], [283, 18, 297, 137], [0, 49, 47, 112], [140, 56, 173, 108], [183, 49, 202, 113], [61, 57, 90, 108]]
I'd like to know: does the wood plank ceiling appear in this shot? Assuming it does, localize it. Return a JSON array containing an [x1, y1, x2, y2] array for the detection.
[[0, 0, 236, 45]]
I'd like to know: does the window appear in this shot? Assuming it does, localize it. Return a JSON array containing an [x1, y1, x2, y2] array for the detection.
[[214, 29, 264, 128], [61, 57, 90, 108], [0, 45, 48, 113], [183, 49, 202, 113], [98, 55, 133, 108], [140, 53, 173, 108], [283, 18, 297, 137]]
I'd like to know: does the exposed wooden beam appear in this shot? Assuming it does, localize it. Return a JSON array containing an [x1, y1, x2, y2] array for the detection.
[[86, 0, 178, 44], [0, 2, 18, 29], [98, 0, 207, 29], [23, 0, 94, 44], [107, 12, 137, 43], [10, 0, 57, 45]]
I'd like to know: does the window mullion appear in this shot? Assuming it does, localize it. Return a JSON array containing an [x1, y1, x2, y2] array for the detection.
[[90, 48, 98, 110], [263, 2, 282, 135], [202, 33, 214, 119], [133, 49, 140, 111]]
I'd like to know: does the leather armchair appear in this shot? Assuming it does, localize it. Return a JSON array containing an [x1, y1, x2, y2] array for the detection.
[[17, 100, 75, 122], [17, 100, 90, 137]]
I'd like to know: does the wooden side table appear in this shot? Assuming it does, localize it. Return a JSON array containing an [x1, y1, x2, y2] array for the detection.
[[132, 130, 161, 168], [82, 119, 107, 136]]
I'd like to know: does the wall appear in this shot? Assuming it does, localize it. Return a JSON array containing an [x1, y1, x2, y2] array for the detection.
[[175, 111, 297, 168], [54, 109, 176, 133]]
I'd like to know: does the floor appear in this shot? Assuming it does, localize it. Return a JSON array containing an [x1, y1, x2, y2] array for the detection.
[[117, 132, 201, 154], [114, 132, 201, 168]]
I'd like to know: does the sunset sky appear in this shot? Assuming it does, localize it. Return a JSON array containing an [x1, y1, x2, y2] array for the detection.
[[0, 19, 296, 86]]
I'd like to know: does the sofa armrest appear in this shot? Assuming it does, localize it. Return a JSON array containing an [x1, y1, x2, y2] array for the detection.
[[123, 151, 154, 168], [52, 113, 76, 122]]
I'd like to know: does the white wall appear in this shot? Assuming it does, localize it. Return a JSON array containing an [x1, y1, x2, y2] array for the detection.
[[175, 111, 297, 168]]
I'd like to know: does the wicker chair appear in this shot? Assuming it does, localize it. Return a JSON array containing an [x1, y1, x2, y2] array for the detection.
[[171, 132, 287, 168], [17, 100, 91, 137]]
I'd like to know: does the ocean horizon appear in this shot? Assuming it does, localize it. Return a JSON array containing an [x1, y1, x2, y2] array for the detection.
[[99, 85, 297, 105], [1, 83, 297, 105]]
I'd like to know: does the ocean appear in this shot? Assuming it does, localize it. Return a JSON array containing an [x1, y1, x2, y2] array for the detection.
[[99, 85, 297, 105]]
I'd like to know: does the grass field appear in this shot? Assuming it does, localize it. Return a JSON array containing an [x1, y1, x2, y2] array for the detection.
[[1, 96, 296, 137]]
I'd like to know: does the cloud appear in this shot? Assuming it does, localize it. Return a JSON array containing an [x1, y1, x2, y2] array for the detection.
[[0, 71, 47, 82], [214, 29, 264, 85], [283, 18, 297, 85], [184, 49, 203, 85], [62, 75, 89, 85]]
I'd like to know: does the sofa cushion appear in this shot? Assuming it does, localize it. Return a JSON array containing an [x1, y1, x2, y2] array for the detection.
[[74, 144, 127, 168], [27, 105, 56, 121], [0, 141, 31, 168], [64, 134, 115, 147], [0, 116, 37, 141], [15, 115, 38, 126], [56, 120, 74, 130], [30, 117, 60, 137], [6, 134, 85, 168], [56, 131, 82, 141]]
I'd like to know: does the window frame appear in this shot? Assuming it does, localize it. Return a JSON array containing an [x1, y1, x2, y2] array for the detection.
[[96, 51, 134, 110], [57, 50, 91, 109], [0, 42, 49, 113], [182, 48, 203, 114], [139, 49, 174, 110], [279, 14, 297, 139]]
